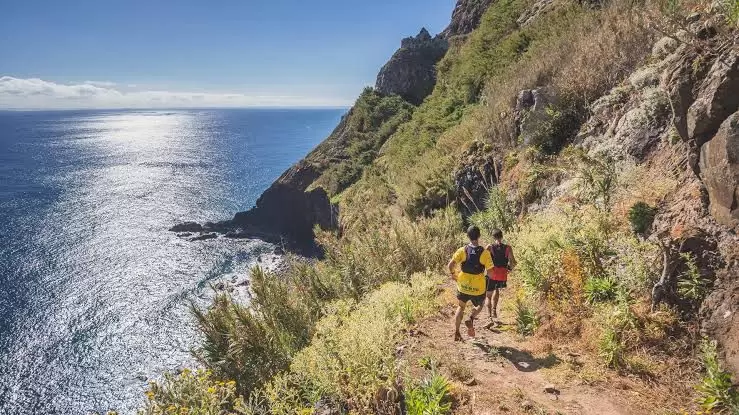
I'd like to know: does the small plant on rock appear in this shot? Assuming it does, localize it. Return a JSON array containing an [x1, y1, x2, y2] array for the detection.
[[696, 339, 739, 414], [677, 253, 710, 303]]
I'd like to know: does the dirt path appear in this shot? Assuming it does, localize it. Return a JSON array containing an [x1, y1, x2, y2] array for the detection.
[[399, 289, 674, 415]]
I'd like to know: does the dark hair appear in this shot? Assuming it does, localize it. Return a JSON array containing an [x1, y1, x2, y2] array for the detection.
[[491, 228, 503, 240], [467, 225, 481, 241]]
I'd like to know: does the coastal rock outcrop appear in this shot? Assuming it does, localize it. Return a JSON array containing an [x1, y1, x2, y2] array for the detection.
[[230, 162, 337, 247], [172, 161, 337, 255], [375, 28, 448, 105]]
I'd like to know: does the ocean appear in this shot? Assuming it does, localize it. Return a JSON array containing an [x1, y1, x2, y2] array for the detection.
[[0, 108, 343, 414]]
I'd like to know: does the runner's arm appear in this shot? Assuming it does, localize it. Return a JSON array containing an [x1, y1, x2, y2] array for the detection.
[[508, 247, 517, 270], [447, 259, 457, 281]]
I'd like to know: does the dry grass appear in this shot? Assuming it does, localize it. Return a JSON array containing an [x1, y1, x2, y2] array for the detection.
[[477, 0, 657, 151]]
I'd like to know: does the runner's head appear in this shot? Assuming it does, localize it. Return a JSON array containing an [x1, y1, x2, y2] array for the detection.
[[491, 228, 503, 242], [466, 225, 481, 243]]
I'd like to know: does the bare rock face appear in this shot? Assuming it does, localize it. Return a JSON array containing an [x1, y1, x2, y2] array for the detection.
[[442, 0, 495, 38], [700, 111, 739, 229], [702, 266, 739, 376], [688, 50, 739, 147], [375, 28, 448, 105]]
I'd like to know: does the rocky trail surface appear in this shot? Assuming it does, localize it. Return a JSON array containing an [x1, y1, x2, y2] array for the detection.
[[399, 285, 692, 415]]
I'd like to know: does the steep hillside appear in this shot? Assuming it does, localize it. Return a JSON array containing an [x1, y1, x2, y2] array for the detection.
[[151, 1, 739, 414]]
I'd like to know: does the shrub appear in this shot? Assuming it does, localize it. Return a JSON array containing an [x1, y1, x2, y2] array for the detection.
[[318, 207, 462, 299], [191, 266, 322, 395], [599, 327, 625, 369], [405, 373, 453, 415], [513, 291, 539, 336], [469, 186, 517, 235], [265, 274, 441, 414], [696, 339, 739, 414], [627, 202, 657, 234], [140, 369, 247, 415], [576, 153, 617, 211], [677, 252, 710, 303], [584, 276, 619, 304]]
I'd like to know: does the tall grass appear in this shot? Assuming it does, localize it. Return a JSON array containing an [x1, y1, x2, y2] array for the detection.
[[262, 274, 441, 414], [191, 266, 322, 396]]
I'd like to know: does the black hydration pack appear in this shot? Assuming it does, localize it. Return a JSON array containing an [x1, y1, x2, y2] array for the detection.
[[461, 245, 485, 274], [490, 243, 509, 268]]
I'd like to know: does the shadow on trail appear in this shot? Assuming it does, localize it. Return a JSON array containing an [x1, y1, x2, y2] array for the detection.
[[471, 341, 562, 372]]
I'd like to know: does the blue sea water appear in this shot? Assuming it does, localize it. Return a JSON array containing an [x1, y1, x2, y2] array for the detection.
[[0, 108, 343, 414]]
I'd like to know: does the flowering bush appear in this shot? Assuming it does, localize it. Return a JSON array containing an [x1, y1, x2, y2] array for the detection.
[[140, 369, 247, 415]]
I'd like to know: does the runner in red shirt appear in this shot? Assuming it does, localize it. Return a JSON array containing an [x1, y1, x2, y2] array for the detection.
[[485, 228, 516, 327]]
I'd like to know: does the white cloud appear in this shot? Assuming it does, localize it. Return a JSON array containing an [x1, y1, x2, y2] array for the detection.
[[84, 80, 117, 88], [0, 76, 351, 109]]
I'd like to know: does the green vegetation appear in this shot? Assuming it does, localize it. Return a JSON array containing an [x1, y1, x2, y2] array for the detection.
[[513, 292, 539, 336], [260, 275, 440, 414], [697, 339, 739, 414], [469, 185, 517, 234], [191, 266, 322, 396], [308, 87, 414, 196], [628, 201, 657, 234], [584, 275, 618, 304], [677, 252, 711, 303], [405, 373, 454, 415], [140, 369, 247, 415]]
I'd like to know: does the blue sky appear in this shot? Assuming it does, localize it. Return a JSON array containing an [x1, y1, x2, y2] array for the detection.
[[0, 0, 455, 108]]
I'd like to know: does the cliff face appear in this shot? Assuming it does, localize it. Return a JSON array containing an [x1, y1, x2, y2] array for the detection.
[[374, 0, 496, 105], [375, 28, 448, 105], [442, 0, 496, 38], [562, 32, 739, 374]]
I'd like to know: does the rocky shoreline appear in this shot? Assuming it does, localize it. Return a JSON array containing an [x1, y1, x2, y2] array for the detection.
[[170, 160, 338, 256]]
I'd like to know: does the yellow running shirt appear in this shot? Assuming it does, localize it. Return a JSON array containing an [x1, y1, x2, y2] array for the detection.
[[452, 245, 493, 296]]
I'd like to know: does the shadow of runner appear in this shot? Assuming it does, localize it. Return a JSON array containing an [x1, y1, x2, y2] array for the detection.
[[499, 347, 562, 372], [471, 341, 562, 372]]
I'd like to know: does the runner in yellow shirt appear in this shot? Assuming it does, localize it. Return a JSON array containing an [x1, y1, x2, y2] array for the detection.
[[447, 225, 493, 341]]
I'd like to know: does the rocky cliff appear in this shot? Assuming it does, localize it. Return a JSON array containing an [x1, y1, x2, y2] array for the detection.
[[442, 0, 495, 38], [171, 0, 493, 253], [375, 28, 448, 105]]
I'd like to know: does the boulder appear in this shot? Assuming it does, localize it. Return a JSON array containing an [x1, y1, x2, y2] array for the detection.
[[699, 111, 739, 229], [375, 28, 448, 105], [515, 88, 554, 146], [231, 161, 337, 252], [169, 221, 202, 233], [660, 46, 705, 145], [688, 50, 739, 147], [189, 233, 217, 241], [701, 268, 739, 376]]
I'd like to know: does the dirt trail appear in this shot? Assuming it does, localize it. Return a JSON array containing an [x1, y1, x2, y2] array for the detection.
[[400, 290, 667, 415]]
